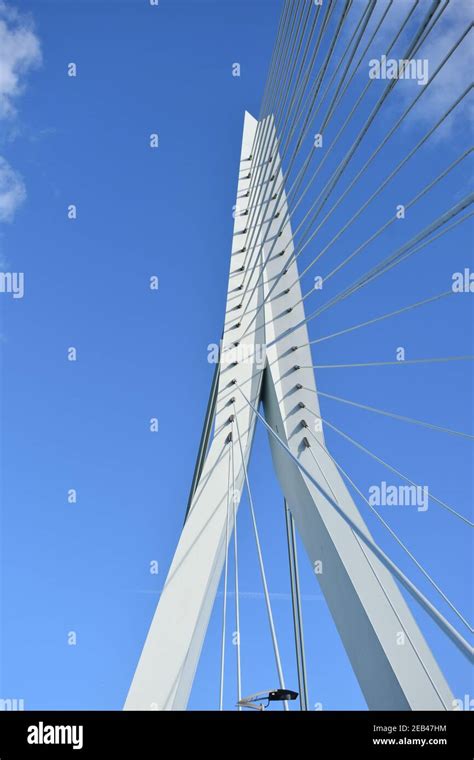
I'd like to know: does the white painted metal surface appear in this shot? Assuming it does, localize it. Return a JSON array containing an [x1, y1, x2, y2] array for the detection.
[[124, 112, 454, 711], [125, 113, 265, 710]]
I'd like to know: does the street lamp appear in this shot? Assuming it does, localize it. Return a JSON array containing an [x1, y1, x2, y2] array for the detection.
[[237, 689, 298, 711]]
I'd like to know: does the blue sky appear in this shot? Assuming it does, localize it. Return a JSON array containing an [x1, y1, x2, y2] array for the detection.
[[0, 0, 472, 711]]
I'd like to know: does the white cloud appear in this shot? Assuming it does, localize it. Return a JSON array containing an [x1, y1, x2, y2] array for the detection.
[[349, 0, 473, 133], [412, 1, 474, 130], [0, 1, 41, 119], [373, 0, 473, 131], [0, 1, 41, 225], [0, 155, 26, 222]]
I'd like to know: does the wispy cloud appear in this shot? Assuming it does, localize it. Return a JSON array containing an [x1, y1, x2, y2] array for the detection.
[[375, 0, 473, 132], [0, 0, 41, 226], [414, 0, 474, 130], [0, 1, 41, 118], [218, 590, 323, 602], [349, 0, 473, 135], [134, 588, 324, 602], [0, 155, 25, 221]]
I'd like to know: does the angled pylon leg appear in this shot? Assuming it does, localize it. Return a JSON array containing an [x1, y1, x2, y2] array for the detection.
[[124, 112, 454, 711], [125, 112, 265, 710], [258, 114, 453, 711]]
